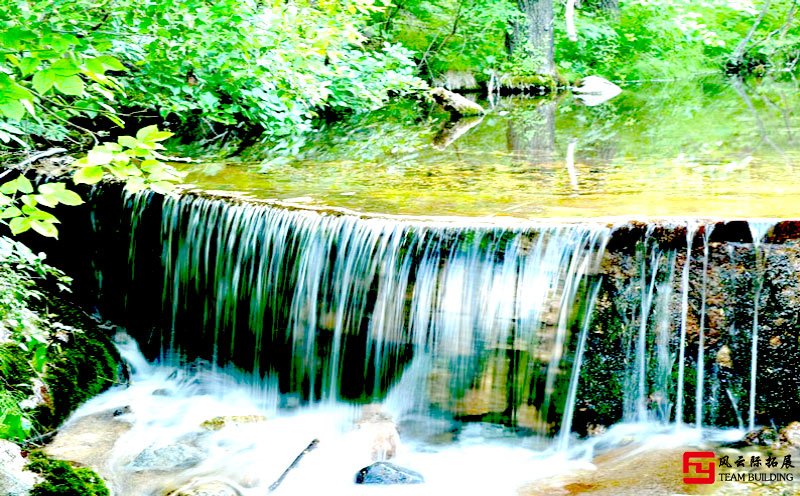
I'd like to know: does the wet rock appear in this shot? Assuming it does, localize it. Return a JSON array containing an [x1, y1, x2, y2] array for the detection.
[[152, 388, 173, 397], [777, 421, 800, 448], [166, 479, 243, 496], [572, 76, 622, 107], [200, 415, 267, 431], [113, 405, 131, 417], [128, 444, 205, 472], [743, 426, 780, 446], [0, 439, 41, 496], [356, 405, 399, 461], [355, 462, 424, 485], [397, 415, 459, 445], [45, 408, 132, 474]]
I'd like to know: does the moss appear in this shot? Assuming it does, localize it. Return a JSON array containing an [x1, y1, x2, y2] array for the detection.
[[26, 450, 109, 496], [38, 328, 119, 428], [200, 414, 268, 430], [0, 342, 35, 396], [498, 74, 557, 95]]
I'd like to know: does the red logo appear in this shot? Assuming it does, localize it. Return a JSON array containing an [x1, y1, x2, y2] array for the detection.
[[683, 451, 716, 484]]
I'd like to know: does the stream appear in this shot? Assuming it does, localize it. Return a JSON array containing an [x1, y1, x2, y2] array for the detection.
[[43, 77, 800, 495]]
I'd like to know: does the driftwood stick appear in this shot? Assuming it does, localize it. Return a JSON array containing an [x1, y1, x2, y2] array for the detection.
[[268, 438, 320, 493]]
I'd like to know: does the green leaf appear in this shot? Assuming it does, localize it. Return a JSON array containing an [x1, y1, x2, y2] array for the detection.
[[0, 206, 22, 219], [0, 100, 25, 121], [32, 344, 47, 373], [118, 136, 139, 149], [87, 149, 113, 166], [37, 182, 65, 195], [2, 176, 34, 194], [54, 75, 85, 96], [136, 125, 160, 141], [27, 208, 58, 222], [95, 55, 126, 72], [0, 180, 18, 195], [34, 194, 59, 208], [30, 220, 58, 238], [8, 217, 31, 235], [135, 125, 173, 143], [32, 70, 56, 94], [49, 59, 80, 77], [73, 166, 104, 184], [15, 177, 33, 194], [54, 189, 83, 206], [1, 413, 25, 440], [19, 57, 40, 77]]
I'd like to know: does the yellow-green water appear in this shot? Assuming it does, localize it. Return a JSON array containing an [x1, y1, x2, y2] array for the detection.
[[182, 78, 800, 220]]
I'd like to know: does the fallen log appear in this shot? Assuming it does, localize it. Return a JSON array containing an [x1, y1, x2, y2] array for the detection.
[[429, 87, 485, 117]]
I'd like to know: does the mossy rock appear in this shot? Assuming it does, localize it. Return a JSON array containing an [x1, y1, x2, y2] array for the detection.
[[0, 342, 35, 397], [25, 450, 109, 496], [498, 74, 557, 95], [36, 328, 120, 428], [200, 415, 267, 431]]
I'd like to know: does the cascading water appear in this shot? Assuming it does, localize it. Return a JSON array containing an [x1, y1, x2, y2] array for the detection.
[[47, 187, 800, 494], [152, 191, 612, 424], [746, 220, 773, 431]]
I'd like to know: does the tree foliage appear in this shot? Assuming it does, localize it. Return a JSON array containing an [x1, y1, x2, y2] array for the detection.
[[554, 0, 799, 81], [0, 0, 423, 149]]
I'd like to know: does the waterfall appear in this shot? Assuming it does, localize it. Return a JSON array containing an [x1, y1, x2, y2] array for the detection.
[[695, 224, 713, 429], [147, 192, 613, 427], [556, 279, 602, 451], [61, 187, 797, 448], [746, 221, 774, 431], [674, 222, 697, 427]]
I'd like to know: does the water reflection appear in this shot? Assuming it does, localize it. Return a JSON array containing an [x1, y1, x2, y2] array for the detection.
[[183, 77, 800, 219]]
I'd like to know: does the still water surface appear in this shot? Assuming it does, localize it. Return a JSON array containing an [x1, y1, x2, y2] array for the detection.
[[184, 77, 800, 219]]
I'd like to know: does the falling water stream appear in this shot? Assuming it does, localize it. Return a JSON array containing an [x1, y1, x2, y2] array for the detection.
[[45, 182, 800, 495]]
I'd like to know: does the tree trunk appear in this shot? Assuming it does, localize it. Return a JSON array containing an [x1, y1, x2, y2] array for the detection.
[[599, 0, 618, 12], [507, 100, 557, 163], [730, 0, 772, 69], [514, 0, 556, 76]]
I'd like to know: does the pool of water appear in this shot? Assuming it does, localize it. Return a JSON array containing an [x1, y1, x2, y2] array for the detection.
[[181, 77, 800, 220]]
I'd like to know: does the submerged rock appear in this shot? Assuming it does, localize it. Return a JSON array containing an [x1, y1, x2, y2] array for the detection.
[[128, 444, 205, 472], [355, 462, 424, 485], [200, 415, 267, 431], [0, 440, 41, 496]]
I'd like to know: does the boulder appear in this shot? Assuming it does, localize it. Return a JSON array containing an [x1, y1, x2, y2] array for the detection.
[[0, 439, 41, 496], [572, 75, 621, 106], [355, 462, 424, 485], [128, 444, 205, 472], [778, 422, 800, 448], [743, 426, 779, 446], [200, 415, 267, 431]]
